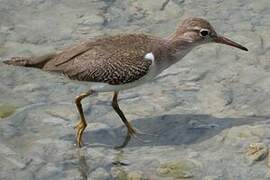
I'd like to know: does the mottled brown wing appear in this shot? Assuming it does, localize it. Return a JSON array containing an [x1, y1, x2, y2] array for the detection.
[[43, 34, 160, 85]]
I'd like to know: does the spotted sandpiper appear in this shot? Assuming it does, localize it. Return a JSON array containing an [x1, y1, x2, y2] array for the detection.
[[3, 17, 248, 148]]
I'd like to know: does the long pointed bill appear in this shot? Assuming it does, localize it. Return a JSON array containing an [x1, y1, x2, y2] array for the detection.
[[215, 36, 248, 51]]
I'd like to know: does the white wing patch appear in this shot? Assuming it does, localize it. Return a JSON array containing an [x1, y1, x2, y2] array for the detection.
[[144, 52, 155, 63]]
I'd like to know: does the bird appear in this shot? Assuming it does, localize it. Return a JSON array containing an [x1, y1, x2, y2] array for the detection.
[[3, 17, 248, 148]]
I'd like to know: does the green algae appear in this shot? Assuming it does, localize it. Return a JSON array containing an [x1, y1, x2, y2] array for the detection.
[[0, 105, 17, 119]]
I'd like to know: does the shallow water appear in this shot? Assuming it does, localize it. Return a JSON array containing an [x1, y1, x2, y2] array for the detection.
[[1, 0, 270, 179]]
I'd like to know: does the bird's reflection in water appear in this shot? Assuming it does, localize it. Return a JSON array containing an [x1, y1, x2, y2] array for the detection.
[[112, 149, 130, 166], [76, 148, 130, 180], [76, 149, 90, 180]]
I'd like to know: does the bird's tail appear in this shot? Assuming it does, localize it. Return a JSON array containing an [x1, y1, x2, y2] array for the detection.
[[3, 53, 56, 69]]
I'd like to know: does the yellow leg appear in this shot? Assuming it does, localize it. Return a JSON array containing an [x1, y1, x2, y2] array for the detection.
[[74, 90, 93, 147]]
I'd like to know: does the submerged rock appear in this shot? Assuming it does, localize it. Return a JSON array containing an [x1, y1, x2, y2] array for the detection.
[[157, 160, 196, 178], [127, 170, 145, 180], [111, 167, 128, 180]]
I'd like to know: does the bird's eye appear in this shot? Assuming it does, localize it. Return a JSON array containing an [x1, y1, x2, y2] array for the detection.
[[199, 29, 209, 37]]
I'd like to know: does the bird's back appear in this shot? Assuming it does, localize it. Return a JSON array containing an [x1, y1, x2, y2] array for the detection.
[[43, 34, 164, 85]]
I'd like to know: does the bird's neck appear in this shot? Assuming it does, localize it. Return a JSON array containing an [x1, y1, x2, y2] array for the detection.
[[153, 34, 195, 72]]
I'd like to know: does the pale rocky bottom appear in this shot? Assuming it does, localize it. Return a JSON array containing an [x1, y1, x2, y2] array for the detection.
[[1, 0, 270, 179]]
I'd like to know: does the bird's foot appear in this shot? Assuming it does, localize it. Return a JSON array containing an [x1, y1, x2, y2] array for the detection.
[[114, 127, 152, 149], [74, 120, 87, 148]]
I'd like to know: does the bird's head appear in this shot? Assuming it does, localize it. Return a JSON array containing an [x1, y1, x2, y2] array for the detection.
[[171, 17, 248, 51]]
